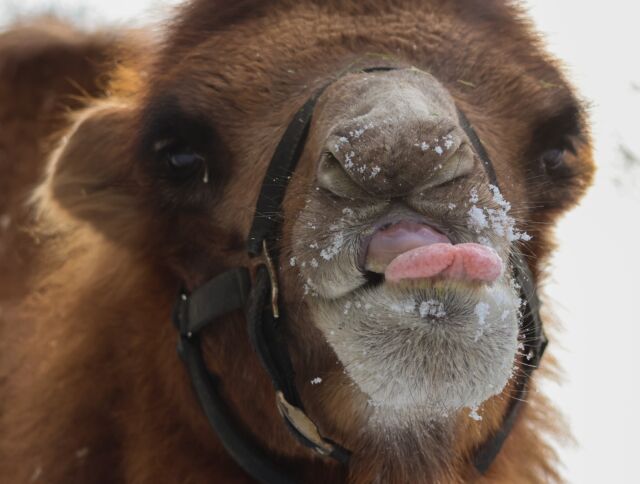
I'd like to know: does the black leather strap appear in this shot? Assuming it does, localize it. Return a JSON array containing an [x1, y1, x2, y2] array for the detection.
[[246, 265, 351, 464], [459, 106, 548, 473], [246, 266, 301, 405], [173, 267, 297, 484], [473, 252, 547, 473], [247, 66, 398, 256], [457, 107, 499, 187], [247, 95, 320, 257], [177, 334, 297, 484], [174, 267, 251, 336]]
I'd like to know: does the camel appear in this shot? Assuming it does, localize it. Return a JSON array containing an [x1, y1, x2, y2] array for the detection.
[[0, 1, 594, 482]]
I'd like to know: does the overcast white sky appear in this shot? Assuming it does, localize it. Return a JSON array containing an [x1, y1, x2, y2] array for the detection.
[[525, 2, 640, 483], [1, 1, 638, 482]]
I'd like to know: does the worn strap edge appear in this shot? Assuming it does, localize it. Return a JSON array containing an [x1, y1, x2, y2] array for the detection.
[[174, 267, 251, 336]]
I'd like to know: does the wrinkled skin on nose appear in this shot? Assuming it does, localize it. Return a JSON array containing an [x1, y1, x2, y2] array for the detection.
[[313, 69, 475, 199]]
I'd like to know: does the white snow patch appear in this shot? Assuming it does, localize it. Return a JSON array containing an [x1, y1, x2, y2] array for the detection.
[[467, 206, 489, 230], [467, 185, 532, 242], [419, 300, 446, 318], [320, 231, 345, 261], [343, 301, 352, 315], [488, 185, 532, 242], [334, 136, 349, 152], [304, 278, 319, 297], [390, 298, 417, 314], [310, 377, 323, 385], [349, 122, 374, 140], [474, 302, 490, 342], [344, 151, 355, 169], [443, 134, 455, 150], [469, 187, 480, 204], [469, 407, 483, 421]]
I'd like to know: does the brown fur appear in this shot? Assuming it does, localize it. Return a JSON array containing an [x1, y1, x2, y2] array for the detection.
[[0, 2, 594, 483]]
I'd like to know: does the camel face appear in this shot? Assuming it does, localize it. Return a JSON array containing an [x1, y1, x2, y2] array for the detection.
[[129, 50, 588, 426], [116, 5, 595, 430], [288, 69, 521, 417]]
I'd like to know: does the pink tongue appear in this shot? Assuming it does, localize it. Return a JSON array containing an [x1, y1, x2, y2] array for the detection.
[[364, 221, 503, 283], [385, 243, 503, 283]]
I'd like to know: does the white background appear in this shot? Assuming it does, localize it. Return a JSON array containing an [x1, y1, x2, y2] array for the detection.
[[1, 1, 638, 482]]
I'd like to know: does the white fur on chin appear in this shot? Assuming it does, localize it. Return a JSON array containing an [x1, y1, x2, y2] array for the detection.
[[310, 275, 520, 425]]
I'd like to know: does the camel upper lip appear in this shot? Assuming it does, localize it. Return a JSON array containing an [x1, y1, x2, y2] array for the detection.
[[356, 210, 453, 272], [364, 221, 451, 273]]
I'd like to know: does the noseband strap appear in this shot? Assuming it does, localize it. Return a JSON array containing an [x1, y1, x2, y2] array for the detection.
[[172, 66, 547, 483]]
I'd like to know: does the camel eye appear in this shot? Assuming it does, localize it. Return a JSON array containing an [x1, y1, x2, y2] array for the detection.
[[541, 149, 564, 171], [155, 139, 205, 179], [540, 148, 571, 178], [530, 103, 582, 181], [168, 150, 204, 171]]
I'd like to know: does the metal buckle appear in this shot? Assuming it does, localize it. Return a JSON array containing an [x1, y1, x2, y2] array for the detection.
[[254, 240, 280, 319], [275, 391, 335, 456], [172, 289, 189, 334]]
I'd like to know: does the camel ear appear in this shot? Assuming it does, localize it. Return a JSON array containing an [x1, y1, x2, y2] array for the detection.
[[42, 104, 148, 243]]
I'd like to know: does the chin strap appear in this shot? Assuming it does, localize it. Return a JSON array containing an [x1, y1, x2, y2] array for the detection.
[[472, 251, 548, 473], [458, 104, 548, 379], [172, 66, 548, 483], [173, 255, 349, 484], [456, 107, 549, 472]]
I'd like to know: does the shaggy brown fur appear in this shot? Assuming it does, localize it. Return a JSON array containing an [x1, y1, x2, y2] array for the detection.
[[0, 1, 594, 483]]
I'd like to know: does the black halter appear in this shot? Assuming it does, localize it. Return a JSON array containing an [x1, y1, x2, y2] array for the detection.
[[172, 67, 547, 483]]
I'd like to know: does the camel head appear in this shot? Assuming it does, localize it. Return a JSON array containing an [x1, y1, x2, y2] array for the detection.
[[34, 0, 595, 479]]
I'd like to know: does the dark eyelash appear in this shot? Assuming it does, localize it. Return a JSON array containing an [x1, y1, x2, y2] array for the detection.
[[138, 94, 215, 159]]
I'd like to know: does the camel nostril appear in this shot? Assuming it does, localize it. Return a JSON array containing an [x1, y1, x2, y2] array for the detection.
[[316, 152, 342, 187], [316, 152, 371, 199], [412, 142, 475, 193]]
